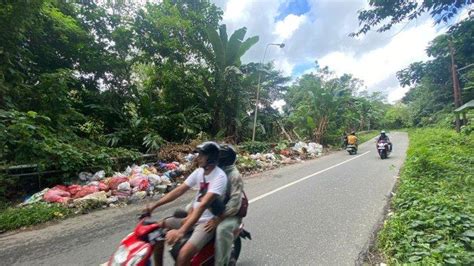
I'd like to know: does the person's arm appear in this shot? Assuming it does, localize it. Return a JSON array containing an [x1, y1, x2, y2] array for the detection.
[[147, 168, 200, 214], [204, 174, 243, 232], [166, 192, 218, 244]]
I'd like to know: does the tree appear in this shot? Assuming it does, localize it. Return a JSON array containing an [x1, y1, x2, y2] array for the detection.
[[205, 24, 259, 138], [352, 0, 472, 36], [398, 19, 474, 127], [385, 103, 410, 128], [285, 68, 358, 143]]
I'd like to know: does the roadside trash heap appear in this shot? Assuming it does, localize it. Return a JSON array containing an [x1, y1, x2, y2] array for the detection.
[[21, 156, 197, 208], [237, 142, 323, 174], [19, 141, 323, 209]]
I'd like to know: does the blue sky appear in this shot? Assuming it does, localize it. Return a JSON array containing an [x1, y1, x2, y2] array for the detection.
[[214, 0, 471, 103], [275, 0, 311, 21], [292, 61, 314, 76]]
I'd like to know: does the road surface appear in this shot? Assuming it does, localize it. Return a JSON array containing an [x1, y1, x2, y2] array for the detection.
[[0, 132, 408, 265]]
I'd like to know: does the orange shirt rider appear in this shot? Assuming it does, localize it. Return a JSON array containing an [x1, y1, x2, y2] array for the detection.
[[347, 134, 358, 146]]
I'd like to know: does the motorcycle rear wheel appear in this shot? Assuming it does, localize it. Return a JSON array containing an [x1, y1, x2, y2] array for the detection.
[[229, 237, 242, 266]]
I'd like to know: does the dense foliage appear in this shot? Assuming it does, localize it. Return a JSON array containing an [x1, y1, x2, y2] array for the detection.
[[352, 0, 471, 36], [378, 128, 474, 264], [0, 0, 394, 181]]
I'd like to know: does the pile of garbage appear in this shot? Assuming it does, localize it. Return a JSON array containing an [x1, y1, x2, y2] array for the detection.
[[21, 159, 196, 208], [19, 141, 323, 209], [237, 142, 323, 174]]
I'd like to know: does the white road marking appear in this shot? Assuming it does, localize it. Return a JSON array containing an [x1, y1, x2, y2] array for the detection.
[[249, 151, 371, 204]]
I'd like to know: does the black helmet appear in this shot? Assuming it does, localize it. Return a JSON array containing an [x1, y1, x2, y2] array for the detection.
[[194, 141, 220, 166], [218, 144, 237, 167]]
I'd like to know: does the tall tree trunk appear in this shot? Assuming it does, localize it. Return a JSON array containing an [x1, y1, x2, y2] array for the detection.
[[314, 116, 328, 143]]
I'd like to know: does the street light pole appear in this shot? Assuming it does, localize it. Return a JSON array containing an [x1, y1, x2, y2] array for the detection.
[[251, 43, 285, 141]]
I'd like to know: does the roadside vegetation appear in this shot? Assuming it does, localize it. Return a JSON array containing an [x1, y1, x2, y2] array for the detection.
[[377, 128, 473, 264], [0, 202, 72, 233], [0, 3, 473, 264]]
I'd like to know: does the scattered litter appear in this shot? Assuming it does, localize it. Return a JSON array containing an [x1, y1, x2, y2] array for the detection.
[[21, 188, 49, 206], [19, 141, 324, 210]]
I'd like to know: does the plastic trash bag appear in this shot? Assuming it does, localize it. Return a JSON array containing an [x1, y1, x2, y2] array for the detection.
[[92, 170, 105, 181], [44, 188, 71, 203]]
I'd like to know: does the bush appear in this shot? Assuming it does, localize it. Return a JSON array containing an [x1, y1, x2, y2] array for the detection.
[[358, 130, 380, 144], [378, 128, 474, 264], [0, 202, 72, 232], [0, 109, 141, 200], [0, 110, 141, 171], [239, 141, 271, 154]]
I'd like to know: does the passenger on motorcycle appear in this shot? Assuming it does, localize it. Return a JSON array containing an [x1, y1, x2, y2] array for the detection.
[[347, 131, 358, 147], [377, 130, 392, 151], [204, 144, 244, 265], [143, 141, 228, 266]]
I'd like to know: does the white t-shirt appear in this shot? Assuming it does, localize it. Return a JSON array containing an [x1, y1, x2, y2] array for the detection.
[[184, 166, 227, 223]]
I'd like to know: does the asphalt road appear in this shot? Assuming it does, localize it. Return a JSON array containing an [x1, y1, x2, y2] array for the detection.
[[0, 132, 408, 266]]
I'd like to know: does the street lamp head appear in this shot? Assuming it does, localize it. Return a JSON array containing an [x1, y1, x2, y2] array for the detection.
[[278, 43, 285, 48]]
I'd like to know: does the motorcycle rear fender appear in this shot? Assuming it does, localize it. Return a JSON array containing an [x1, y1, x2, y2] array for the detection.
[[239, 229, 252, 240]]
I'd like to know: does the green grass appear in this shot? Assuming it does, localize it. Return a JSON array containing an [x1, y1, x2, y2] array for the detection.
[[0, 202, 73, 232], [377, 128, 474, 265], [358, 130, 380, 144]]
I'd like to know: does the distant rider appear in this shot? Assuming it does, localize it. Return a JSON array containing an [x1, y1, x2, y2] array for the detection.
[[377, 130, 392, 152], [347, 131, 358, 148]]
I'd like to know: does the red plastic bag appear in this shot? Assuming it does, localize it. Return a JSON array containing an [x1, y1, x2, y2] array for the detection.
[[73, 185, 99, 199], [129, 177, 146, 188], [67, 185, 82, 196], [138, 179, 149, 191], [108, 177, 129, 190], [44, 188, 71, 203], [52, 185, 68, 191], [165, 163, 177, 170], [280, 149, 291, 157], [98, 182, 109, 191]]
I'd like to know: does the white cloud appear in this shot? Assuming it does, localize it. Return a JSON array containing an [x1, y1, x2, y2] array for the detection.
[[212, 0, 449, 103], [273, 58, 294, 76], [271, 99, 286, 113], [387, 86, 410, 103], [274, 14, 307, 40], [319, 19, 439, 88], [221, 0, 252, 23]]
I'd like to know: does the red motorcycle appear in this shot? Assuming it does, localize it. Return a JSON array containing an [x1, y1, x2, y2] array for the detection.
[[107, 210, 251, 266]]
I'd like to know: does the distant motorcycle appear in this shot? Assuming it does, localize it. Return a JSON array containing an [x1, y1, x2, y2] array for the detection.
[[346, 144, 357, 155], [376, 140, 390, 159]]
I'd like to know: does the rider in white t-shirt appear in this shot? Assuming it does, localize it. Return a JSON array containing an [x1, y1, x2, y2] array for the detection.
[[143, 141, 227, 266], [184, 166, 227, 224]]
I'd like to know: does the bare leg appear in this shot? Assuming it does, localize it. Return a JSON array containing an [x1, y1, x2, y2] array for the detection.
[[176, 242, 198, 266]]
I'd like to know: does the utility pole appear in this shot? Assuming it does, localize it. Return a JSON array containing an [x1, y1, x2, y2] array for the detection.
[[448, 40, 463, 132], [252, 43, 285, 141]]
